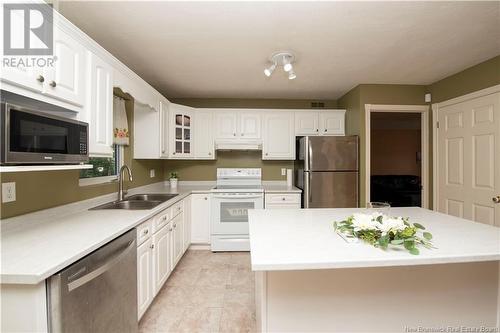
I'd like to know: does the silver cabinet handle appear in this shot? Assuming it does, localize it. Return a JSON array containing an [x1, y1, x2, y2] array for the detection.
[[282, 197, 286, 201], [324, 129, 327, 132], [316, 128, 319, 132], [173, 223, 177, 228], [150, 244, 154, 249], [67, 240, 135, 292], [493, 196, 500, 203], [162, 216, 167, 221], [143, 229, 149, 235], [241, 133, 244, 136], [162, 150, 166, 153], [36, 75, 44, 83], [208, 152, 212, 156], [49, 81, 56, 87], [204, 197, 208, 200], [233, 133, 236, 136], [173, 152, 176, 155], [265, 153, 268, 156], [169, 227, 173, 231]]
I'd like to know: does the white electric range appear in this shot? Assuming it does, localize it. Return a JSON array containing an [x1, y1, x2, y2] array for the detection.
[[210, 168, 264, 251]]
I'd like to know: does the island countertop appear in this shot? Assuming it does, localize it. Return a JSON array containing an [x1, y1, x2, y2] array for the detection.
[[248, 207, 500, 271]]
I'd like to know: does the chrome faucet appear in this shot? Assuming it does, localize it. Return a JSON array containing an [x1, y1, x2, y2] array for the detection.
[[118, 165, 133, 201]]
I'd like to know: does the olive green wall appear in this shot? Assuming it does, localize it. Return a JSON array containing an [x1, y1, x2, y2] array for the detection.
[[165, 98, 338, 181], [0, 92, 164, 219], [427, 55, 500, 103]]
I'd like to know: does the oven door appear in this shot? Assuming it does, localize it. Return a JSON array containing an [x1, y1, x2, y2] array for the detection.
[[211, 193, 264, 235], [2, 104, 88, 164]]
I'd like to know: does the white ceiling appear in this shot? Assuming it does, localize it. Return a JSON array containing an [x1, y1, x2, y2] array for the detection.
[[58, 1, 500, 100]]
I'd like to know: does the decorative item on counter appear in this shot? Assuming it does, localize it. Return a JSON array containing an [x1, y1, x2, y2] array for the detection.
[[334, 212, 434, 255], [169, 171, 178, 189]]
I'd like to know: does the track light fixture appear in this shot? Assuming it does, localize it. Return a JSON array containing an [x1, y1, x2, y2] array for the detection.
[[264, 51, 296, 80]]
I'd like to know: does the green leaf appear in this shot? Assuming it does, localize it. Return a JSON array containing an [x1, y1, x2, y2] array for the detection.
[[413, 223, 425, 230], [404, 240, 415, 251], [391, 239, 404, 245], [423, 232, 433, 240], [333, 221, 338, 230], [409, 247, 420, 255]]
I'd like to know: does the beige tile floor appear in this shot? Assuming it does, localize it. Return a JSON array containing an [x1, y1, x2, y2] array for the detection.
[[139, 250, 257, 333]]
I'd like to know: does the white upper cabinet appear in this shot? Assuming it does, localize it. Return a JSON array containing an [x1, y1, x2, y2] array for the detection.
[[194, 109, 215, 159], [319, 110, 345, 135], [43, 28, 86, 107], [0, 62, 44, 94], [133, 96, 162, 159], [160, 99, 169, 158], [239, 112, 261, 139], [214, 111, 238, 140], [86, 51, 113, 157], [295, 111, 320, 135], [169, 103, 194, 158], [213, 109, 261, 142], [262, 111, 295, 160], [295, 110, 345, 136]]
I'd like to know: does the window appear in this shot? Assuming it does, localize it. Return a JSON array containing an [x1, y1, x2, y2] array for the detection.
[[79, 145, 124, 186]]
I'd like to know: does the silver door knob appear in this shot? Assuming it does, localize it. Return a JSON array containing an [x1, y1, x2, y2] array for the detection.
[[36, 75, 44, 83], [49, 81, 56, 87], [493, 196, 500, 203]]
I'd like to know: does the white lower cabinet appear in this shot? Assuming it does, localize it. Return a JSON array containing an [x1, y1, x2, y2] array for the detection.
[[191, 194, 211, 244], [171, 213, 184, 267], [183, 196, 192, 251], [137, 238, 153, 319], [265, 193, 301, 209], [152, 222, 172, 293]]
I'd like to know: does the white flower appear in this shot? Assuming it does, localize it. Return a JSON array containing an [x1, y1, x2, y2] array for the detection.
[[351, 213, 378, 231], [378, 216, 406, 235]]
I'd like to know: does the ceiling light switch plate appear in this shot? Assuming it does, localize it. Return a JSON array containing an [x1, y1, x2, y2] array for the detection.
[[2, 182, 16, 203]]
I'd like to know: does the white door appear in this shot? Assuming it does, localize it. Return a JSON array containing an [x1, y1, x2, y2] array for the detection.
[[43, 28, 86, 107], [239, 111, 261, 139], [320, 111, 345, 135], [194, 110, 215, 159], [183, 196, 192, 251], [171, 213, 184, 267], [87, 52, 113, 157], [295, 111, 319, 135], [437, 92, 500, 226], [191, 194, 211, 244], [152, 224, 171, 293], [214, 111, 238, 140], [137, 238, 153, 319], [262, 111, 295, 160], [160, 99, 169, 158]]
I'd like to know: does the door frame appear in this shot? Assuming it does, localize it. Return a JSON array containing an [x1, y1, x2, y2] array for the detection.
[[364, 104, 430, 208], [431, 84, 500, 211]]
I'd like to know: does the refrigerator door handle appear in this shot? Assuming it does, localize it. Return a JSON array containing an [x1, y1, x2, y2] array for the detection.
[[304, 172, 311, 208], [308, 138, 313, 171]]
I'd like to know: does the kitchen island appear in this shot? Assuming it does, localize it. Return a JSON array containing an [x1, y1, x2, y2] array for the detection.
[[249, 207, 500, 333]]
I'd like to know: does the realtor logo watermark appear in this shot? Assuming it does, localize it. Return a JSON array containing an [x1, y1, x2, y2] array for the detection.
[[3, 3, 55, 68]]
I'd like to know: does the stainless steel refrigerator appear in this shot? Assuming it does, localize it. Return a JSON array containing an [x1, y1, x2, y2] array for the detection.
[[295, 136, 359, 208]]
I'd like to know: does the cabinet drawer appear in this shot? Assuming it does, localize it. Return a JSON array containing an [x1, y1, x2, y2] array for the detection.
[[266, 203, 301, 209], [265, 193, 301, 205], [153, 208, 171, 233], [171, 201, 183, 217], [137, 219, 153, 245]]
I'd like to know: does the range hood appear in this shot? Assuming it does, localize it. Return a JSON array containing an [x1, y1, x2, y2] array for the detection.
[[215, 141, 262, 151]]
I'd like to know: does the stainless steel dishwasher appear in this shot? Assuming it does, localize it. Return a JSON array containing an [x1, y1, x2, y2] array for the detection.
[[47, 229, 138, 333]]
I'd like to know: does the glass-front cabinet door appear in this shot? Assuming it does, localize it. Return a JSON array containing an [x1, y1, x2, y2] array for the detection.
[[170, 103, 194, 158]]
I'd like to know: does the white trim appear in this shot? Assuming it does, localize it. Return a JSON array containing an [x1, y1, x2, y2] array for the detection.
[[78, 146, 124, 187], [364, 104, 430, 209], [431, 84, 500, 213]]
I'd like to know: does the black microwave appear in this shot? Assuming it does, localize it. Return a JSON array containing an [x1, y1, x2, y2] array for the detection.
[[1, 91, 89, 165]]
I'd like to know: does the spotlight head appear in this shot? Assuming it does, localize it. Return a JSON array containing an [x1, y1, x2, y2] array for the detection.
[[283, 63, 293, 72], [264, 63, 276, 77], [288, 70, 297, 80]]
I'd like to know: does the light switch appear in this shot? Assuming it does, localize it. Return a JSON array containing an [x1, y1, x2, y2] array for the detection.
[[281, 168, 286, 176], [150, 169, 156, 178], [2, 182, 16, 203]]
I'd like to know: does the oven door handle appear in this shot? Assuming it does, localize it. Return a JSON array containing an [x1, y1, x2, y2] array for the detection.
[[211, 194, 263, 199]]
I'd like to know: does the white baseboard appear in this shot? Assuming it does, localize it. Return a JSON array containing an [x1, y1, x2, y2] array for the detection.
[[189, 244, 211, 250]]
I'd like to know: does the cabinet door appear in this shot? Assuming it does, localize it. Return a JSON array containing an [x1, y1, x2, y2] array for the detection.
[[152, 224, 171, 294], [170, 103, 194, 158], [87, 52, 113, 157], [43, 28, 86, 107], [319, 110, 345, 135], [191, 194, 211, 244], [183, 196, 192, 252], [295, 111, 319, 135], [1, 64, 44, 93], [160, 100, 169, 158], [194, 110, 215, 159], [172, 213, 184, 268], [137, 238, 153, 319], [239, 111, 261, 139], [262, 111, 295, 160], [214, 111, 238, 140]]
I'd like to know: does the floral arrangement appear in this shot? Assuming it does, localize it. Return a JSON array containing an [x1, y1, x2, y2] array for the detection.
[[334, 212, 434, 255]]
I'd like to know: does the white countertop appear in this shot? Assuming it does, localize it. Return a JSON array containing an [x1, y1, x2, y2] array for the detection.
[[249, 207, 500, 271], [262, 184, 301, 193], [0, 182, 213, 285]]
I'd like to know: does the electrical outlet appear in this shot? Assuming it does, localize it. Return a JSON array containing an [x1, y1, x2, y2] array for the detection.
[[2, 182, 16, 203], [150, 169, 155, 178], [281, 168, 286, 176]]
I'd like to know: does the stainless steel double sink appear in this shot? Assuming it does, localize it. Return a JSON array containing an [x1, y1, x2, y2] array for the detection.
[[90, 193, 179, 210]]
